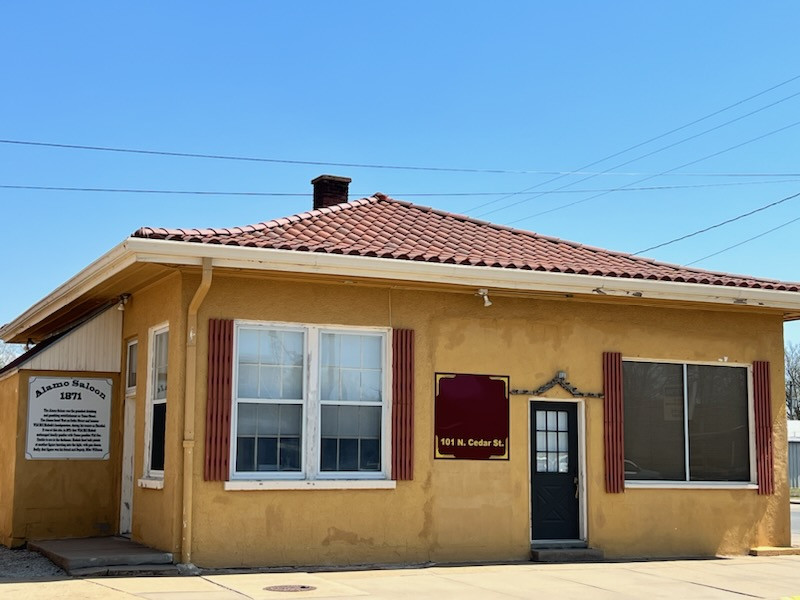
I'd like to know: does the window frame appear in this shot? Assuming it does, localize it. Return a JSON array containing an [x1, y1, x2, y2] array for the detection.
[[125, 338, 138, 397], [230, 320, 392, 483], [143, 323, 169, 481], [622, 357, 757, 489]]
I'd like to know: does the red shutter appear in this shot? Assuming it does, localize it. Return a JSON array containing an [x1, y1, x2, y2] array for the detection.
[[603, 352, 625, 493], [753, 361, 774, 495], [392, 329, 414, 481], [204, 319, 234, 481]]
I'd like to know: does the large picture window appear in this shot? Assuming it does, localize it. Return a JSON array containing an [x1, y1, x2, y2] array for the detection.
[[232, 323, 389, 480], [623, 361, 751, 483]]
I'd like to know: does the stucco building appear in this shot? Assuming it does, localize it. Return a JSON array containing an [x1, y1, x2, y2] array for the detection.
[[1, 175, 798, 567]]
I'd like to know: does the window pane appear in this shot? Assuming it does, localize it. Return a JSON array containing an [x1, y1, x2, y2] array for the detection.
[[536, 452, 547, 472], [340, 370, 360, 401], [237, 365, 258, 398], [127, 343, 138, 388], [547, 453, 557, 472], [321, 438, 337, 471], [238, 330, 260, 364], [558, 432, 568, 452], [361, 336, 382, 369], [259, 366, 281, 399], [256, 437, 278, 471], [321, 367, 340, 401], [236, 437, 255, 471], [321, 405, 338, 436], [280, 437, 300, 470], [155, 367, 167, 400], [320, 334, 337, 367], [155, 331, 168, 368], [238, 403, 258, 435], [279, 404, 302, 436], [339, 439, 359, 470], [687, 365, 750, 482], [340, 335, 361, 368], [281, 366, 303, 400], [623, 362, 686, 480], [360, 439, 380, 471], [536, 411, 546, 430], [547, 411, 556, 429], [281, 332, 304, 366], [536, 432, 546, 452], [558, 453, 569, 473], [360, 370, 382, 402], [557, 411, 567, 431], [260, 331, 282, 365], [547, 432, 556, 452], [358, 406, 381, 437], [338, 405, 359, 436], [150, 402, 166, 471], [256, 404, 278, 435]]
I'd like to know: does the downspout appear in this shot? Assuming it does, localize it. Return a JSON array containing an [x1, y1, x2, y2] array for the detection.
[[181, 257, 213, 566]]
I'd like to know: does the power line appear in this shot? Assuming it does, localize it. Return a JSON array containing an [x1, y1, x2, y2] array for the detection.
[[466, 73, 800, 214], [474, 83, 800, 218], [3, 179, 800, 198], [2, 138, 800, 179], [508, 118, 800, 224], [633, 190, 800, 255], [687, 214, 800, 265]]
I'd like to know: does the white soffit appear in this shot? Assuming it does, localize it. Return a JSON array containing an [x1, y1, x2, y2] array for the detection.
[[3, 236, 800, 342]]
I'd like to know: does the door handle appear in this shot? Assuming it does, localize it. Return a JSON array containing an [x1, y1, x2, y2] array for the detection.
[[574, 476, 579, 499]]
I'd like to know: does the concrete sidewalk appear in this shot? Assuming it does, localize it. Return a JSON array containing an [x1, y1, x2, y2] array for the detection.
[[3, 555, 800, 600]]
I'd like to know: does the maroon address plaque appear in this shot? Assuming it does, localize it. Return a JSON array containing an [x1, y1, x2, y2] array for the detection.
[[434, 373, 510, 460]]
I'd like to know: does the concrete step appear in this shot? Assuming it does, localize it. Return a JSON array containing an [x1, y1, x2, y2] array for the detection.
[[28, 536, 173, 575], [531, 547, 604, 562]]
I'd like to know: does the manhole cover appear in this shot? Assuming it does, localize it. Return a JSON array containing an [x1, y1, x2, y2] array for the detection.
[[264, 584, 317, 592]]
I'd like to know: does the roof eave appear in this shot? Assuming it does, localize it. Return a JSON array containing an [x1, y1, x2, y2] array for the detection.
[[4, 237, 800, 342]]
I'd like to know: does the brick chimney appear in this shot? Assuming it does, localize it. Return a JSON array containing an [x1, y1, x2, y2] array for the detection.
[[311, 175, 352, 210]]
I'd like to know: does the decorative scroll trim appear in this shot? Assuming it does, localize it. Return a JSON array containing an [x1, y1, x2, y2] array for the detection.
[[510, 372, 603, 398]]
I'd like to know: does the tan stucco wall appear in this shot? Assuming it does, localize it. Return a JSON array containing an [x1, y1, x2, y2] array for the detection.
[[165, 272, 791, 567], [8, 370, 120, 543], [121, 272, 187, 556], [0, 373, 20, 546]]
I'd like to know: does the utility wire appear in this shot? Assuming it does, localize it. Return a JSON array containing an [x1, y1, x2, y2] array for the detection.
[[633, 190, 800, 255], [508, 118, 800, 224], [3, 179, 800, 198], [474, 84, 800, 218], [1, 139, 800, 179], [687, 214, 800, 265]]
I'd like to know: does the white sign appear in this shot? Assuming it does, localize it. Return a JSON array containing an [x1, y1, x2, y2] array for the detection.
[[26, 376, 112, 460]]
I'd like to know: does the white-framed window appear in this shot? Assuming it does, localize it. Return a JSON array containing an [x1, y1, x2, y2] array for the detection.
[[231, 321, 390, 480], [623, 359, 754, 484], [144, 324, 169, 479], [125, 338, 138, 397]]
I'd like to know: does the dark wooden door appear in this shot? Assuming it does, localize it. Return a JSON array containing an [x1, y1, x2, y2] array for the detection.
[[531, 402, 579, 540]]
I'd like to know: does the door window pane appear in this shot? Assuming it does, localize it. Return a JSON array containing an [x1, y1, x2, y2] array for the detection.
[[534, 409, 570, 473]]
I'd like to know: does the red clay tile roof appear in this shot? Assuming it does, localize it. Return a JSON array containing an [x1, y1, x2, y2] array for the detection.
[[131, 194, 800, 292]]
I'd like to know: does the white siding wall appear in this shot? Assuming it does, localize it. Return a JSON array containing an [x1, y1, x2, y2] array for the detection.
[[25, 308, 122, 372]]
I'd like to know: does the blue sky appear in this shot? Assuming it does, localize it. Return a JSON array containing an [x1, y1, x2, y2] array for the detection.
[[2, 2, 800, 343]]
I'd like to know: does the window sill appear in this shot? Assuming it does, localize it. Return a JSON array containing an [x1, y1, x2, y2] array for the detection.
[[625, 481, 758, 490], [224, 479, 397, 491], [138, 478, 164, 490]]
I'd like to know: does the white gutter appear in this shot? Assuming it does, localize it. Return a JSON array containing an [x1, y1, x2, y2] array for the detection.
[[3, 236, 800, 341]]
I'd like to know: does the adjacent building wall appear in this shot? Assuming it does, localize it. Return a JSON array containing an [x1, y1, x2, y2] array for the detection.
[[174, 272, 790, 567], [9, 369, 120, 542], [0, 373, 20, 547]]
